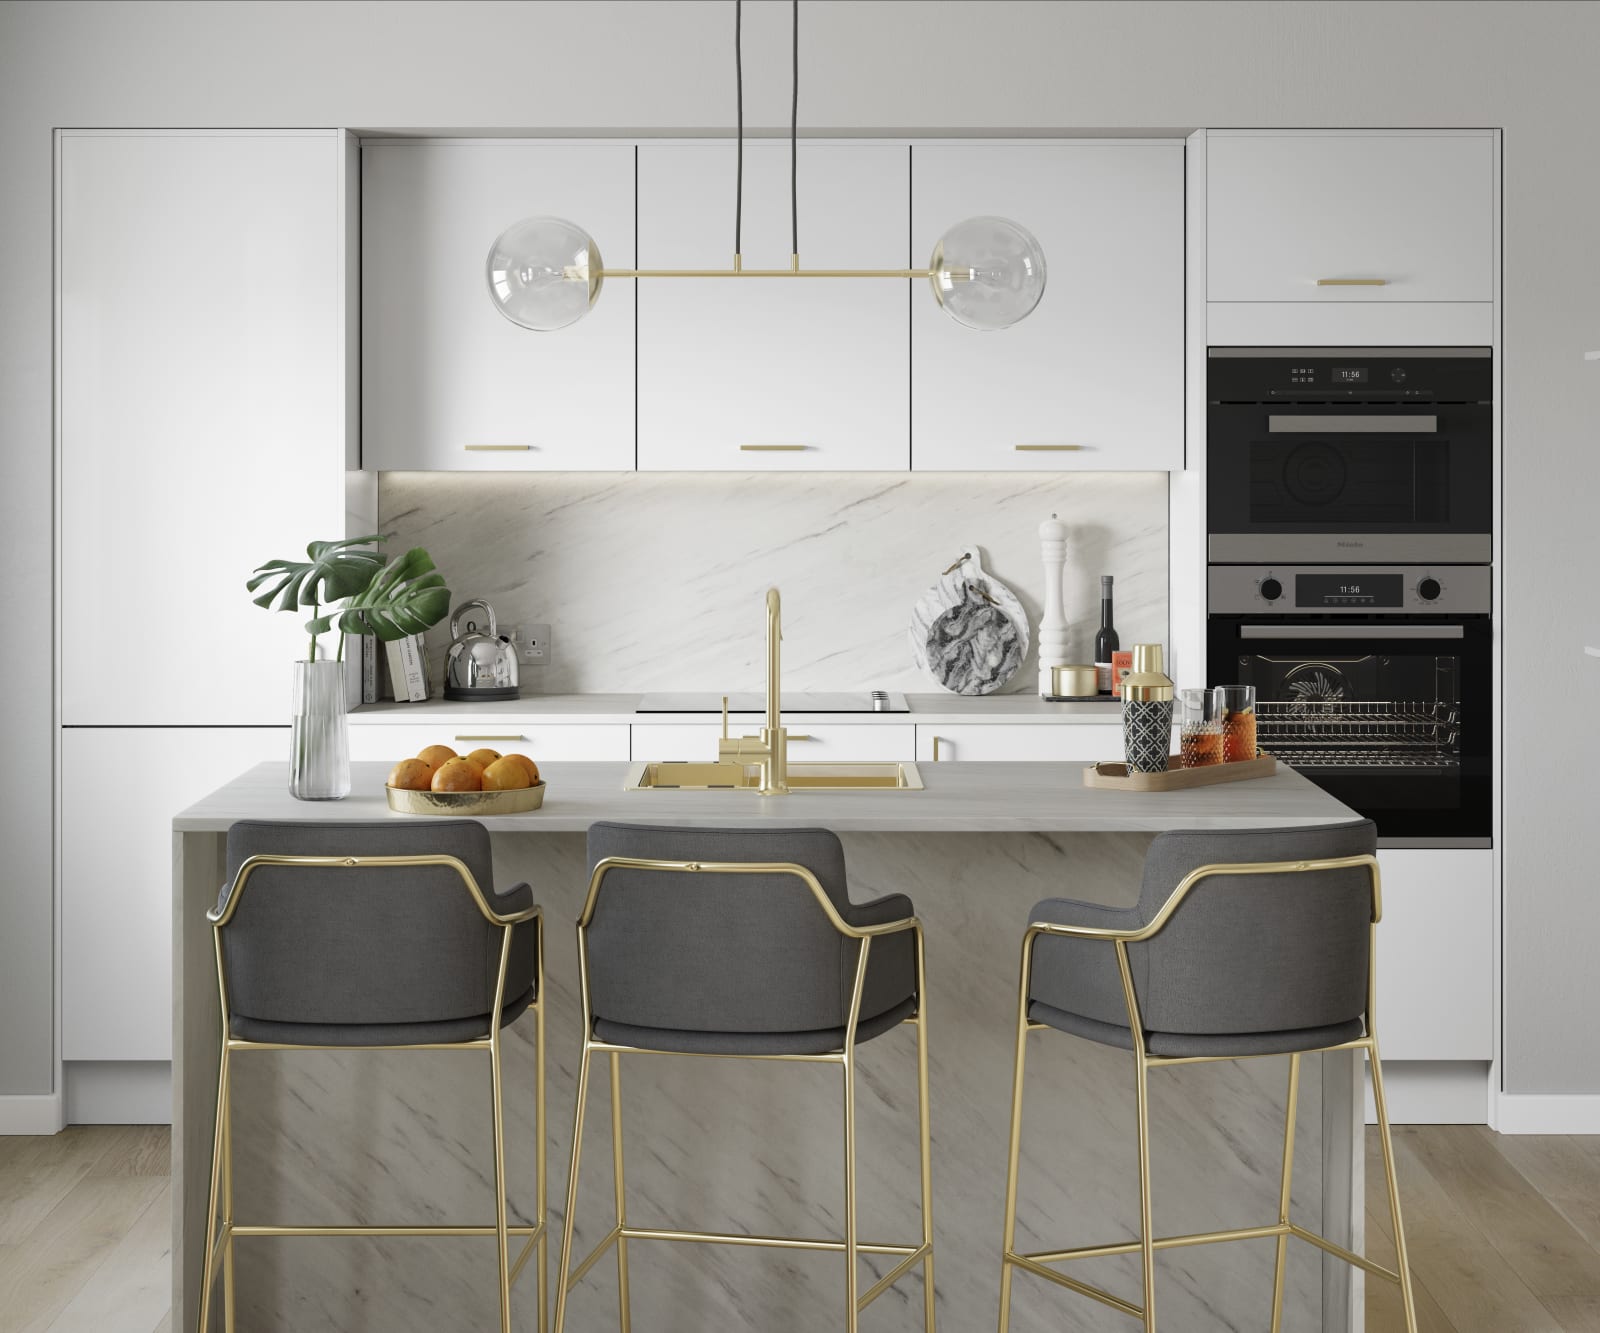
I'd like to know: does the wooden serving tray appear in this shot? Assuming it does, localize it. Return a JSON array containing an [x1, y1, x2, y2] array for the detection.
[[1082, 754, 1277, 792]]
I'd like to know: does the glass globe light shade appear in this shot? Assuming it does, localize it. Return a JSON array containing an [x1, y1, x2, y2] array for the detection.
[[485, 216, 603, 331], [928, 216, 1047, 330]]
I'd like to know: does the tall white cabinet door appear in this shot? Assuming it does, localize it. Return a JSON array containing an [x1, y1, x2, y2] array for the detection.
[[637, 142, 909, 471], [58, 131, 348, 725], [362, 142, 636, 471], [911, 143, 1184, 472], [60, 727, 286, 1061], [1207, 133, 1496, 302]]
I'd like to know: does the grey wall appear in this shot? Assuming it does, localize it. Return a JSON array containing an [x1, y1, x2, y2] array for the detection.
[[2, 0, 1596, 1098]]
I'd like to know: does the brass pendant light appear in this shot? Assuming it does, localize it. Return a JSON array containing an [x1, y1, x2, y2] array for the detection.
[[486, 0, 1047, 332]]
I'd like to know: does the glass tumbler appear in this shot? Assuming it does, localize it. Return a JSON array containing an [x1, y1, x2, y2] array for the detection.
[[1219, 684, 1258, 762], [1178, 687, 1226, 767]]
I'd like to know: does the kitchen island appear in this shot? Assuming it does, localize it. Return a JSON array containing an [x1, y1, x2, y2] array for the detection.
[[173, 761, 1367, 1332]]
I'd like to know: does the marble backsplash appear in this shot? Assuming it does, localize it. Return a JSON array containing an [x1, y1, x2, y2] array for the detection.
[[378, 471, 1169, 695]]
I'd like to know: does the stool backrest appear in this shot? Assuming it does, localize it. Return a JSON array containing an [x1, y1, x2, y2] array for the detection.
[[1130, 820, 1378, 1036], [218, 820, 534, 1029], [583, 823, 889, 1036]]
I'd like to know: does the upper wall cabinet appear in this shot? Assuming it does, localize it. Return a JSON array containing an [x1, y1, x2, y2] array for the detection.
[[910, 143, 1184, 471], [636, 142, 910, 471], [362, 142, 636, 471], [1207, 132, 1496, 303]]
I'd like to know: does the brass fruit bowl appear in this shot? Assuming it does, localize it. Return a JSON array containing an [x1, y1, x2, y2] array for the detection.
[[386, 782, 547, 815]]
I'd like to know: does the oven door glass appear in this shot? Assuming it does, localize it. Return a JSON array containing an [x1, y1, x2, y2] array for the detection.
[[1207, 616, 1491, 845], [1207, 404, 1492, 541]]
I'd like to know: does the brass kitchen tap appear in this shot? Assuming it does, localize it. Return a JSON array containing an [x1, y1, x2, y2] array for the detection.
[[717, 587, 790, 794]]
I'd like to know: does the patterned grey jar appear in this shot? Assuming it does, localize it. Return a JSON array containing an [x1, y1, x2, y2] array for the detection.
[[1119, 642, 1175, 774]]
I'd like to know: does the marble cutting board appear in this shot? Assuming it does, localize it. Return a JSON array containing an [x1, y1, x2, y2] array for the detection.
[[909, 546, 1029, 695]]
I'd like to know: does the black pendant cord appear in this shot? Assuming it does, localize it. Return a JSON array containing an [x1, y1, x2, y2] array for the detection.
[[791, 0, 799, 260], [734, 0, 743, 259]]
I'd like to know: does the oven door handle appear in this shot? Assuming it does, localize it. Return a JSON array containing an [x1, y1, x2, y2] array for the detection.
[[1241, 624, 1465, 639], [1267, 414, 1439, 434]]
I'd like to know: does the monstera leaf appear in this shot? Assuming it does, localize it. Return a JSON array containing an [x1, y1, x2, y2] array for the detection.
[[333, 547, 451, 642], [247, 535, 390, 626]]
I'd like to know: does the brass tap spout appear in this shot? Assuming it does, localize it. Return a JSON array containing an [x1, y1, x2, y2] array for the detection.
[[765, 588, 782, 740], [718, 587, 789, 793]]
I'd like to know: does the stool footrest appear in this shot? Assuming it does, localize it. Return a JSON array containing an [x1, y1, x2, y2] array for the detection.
[[619, 1224, 919, 1256], [857, 1242, 933, 1310], [230, 1222, 544, 1239]]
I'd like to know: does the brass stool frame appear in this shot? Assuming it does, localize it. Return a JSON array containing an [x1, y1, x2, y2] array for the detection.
[[553, 855, 937, 1333], [997, 853, 1419, 1333], [197, 853, 548, 1333]]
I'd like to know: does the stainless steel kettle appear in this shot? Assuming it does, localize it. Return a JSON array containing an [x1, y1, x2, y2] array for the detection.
[[443, 599, 520, 702]]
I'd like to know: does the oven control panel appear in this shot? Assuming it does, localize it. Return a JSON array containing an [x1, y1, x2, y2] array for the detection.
[[1208, 565, 1491, 615]]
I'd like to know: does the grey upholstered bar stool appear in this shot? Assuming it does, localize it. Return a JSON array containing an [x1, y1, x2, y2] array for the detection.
[[196, 820, 546, 1333], [553, 822, 936, 1333], [996, 819, 1420, 1333]]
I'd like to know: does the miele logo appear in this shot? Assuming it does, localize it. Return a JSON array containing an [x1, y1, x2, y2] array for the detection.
[[1336, 540, 1365, 548]]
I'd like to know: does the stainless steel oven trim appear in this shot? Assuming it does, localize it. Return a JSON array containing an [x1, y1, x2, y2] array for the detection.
[[1240, 625, 1465, 640], [1268, 414, 1438, 434], [1209, 347, 1493, 359], [1209, 534, 1493, 563], [1378, 837, 1493, 850]]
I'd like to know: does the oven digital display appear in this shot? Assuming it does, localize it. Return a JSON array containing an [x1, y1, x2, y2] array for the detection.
[[1295, 573, 1404, 607], [1332, 367, 1369, 384]]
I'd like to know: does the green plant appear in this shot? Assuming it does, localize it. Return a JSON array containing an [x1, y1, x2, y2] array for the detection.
[[247, 534, 451, 661]]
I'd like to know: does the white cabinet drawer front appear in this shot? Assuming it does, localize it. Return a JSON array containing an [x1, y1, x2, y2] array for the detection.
[[636, 143, 910, 471], [1207, 134, 1495, 303], [62, 726, 286, 1062], [632, 722, 915, 763], [917, 724, 1125, 763], [349, 721, 631, 764], [911, 143, 1183, 471], [362, 142, 636, 471], [1372, 849, 1493, 1061]]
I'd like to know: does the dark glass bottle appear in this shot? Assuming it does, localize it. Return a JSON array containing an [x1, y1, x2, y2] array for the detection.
[[1093, 575, 1119, 695]]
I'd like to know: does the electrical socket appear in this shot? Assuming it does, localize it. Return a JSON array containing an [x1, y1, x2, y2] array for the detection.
[[516, 623, 550, 666]]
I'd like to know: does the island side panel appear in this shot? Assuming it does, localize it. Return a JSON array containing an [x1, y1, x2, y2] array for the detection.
[[173, 829, 226, 1333], [177, 829, 1356, 1333]]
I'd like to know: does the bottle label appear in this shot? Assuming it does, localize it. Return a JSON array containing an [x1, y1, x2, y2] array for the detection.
[[1095, 662, 1113, 693], [1111, 650, 1134, 692]]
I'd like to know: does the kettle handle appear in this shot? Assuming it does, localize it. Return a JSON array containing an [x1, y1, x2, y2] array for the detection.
[[449, 598, 497, 640]]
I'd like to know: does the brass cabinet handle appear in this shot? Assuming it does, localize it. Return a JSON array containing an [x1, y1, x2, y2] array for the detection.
[[787, 733, 814, 742], [740, 444, 809, 452], [455, 734, 528, 741], [1315, 278, 1389, 286], [1014, 444, 1084, 452], [464, 444, 534, 452], [932, 736, 943, 762]]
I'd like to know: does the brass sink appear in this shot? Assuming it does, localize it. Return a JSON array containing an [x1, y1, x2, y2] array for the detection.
[[624, 761, 924, 792]]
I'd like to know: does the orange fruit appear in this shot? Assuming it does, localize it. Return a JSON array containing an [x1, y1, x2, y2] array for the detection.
[[481, 757, 532, 791], [464, 748, 502, 770], [417, 744, 457, 770], [503, 753, 539, 785], [388, 757, 434, 791], [431, 757, 483, 793]]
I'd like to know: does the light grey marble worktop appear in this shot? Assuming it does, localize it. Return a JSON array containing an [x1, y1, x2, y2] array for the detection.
[[349, 691, 1124, 726], [175, 759, 1357, 834]]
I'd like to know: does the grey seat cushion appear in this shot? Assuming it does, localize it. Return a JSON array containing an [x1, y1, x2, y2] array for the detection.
[[595, 997, 918, 1056], [1029, 821, 1376, 1051], [1029, 999, 1365, 1058], [231, 984, 536, 1048], [219, 821, 537, 1039], [585, 823, 917, 1053]]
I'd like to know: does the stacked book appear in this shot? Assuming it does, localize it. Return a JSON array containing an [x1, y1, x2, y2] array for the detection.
[[361, 634, 430, 703]]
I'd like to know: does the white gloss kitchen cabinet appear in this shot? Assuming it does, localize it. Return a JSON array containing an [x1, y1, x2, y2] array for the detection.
[[1206, 131, 1496, 304], [633, 722, 916, 763], [916, 724, 1125, 762], [362, 141, 636, 471], [348, 721, 631, 763], [60, 728, 286, 1064], [58, 130, 351, 726], [636, 142, 910, 470], [910, 142, 1184, 471]]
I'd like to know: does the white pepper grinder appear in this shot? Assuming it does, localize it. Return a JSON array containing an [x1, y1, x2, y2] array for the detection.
[[1037, 513, 1070, 698]]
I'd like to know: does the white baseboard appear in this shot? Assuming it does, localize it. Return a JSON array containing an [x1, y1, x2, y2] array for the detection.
[[64, 1061, 171, 1124], [0, 1091, 66, 1134], [1495, 1091, 1600, 1134], [1363, 1061, 1491, 1125]]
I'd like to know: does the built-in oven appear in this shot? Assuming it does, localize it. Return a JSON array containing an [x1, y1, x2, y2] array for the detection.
[[1208, 348, 1493, 564], [1207, 566, 1492, 848]]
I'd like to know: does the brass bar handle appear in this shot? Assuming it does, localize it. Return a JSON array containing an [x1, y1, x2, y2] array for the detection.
[[455, 734, 529, 741], [1014, 444, 1085, 452], [787, 734, 814, 742], [464, 444, 534, 452], [1315, 278, 1389, 286], [740, 444, 809, 452], [932, 736, 943, 762]]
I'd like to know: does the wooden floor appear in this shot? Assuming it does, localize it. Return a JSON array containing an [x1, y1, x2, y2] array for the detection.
[[3, 1124, 1600, 1331]]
